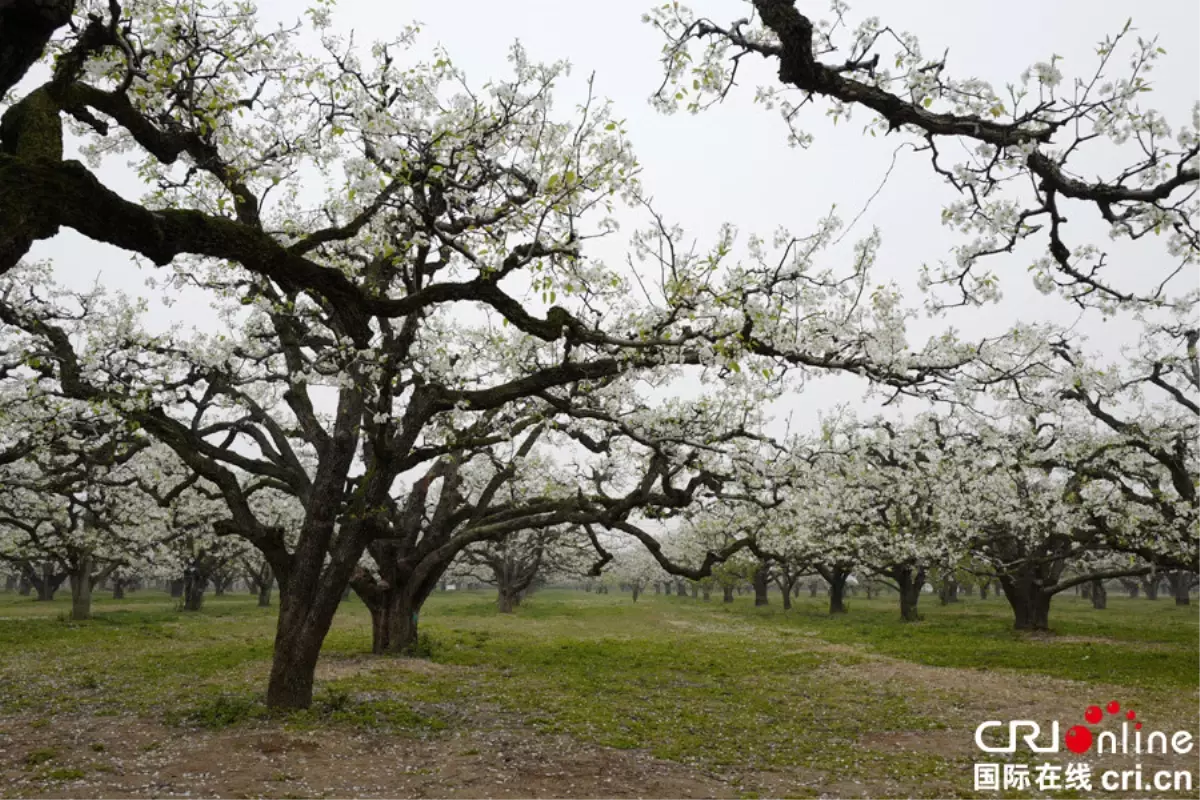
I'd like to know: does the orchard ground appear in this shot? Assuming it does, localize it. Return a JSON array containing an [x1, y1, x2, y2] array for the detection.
[[0, 589, 1195, 799]]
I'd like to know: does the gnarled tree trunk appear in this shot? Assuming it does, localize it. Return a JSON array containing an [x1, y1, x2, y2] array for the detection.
[[752, 561, 770, 607], [816, 564, 850, 615], [886, 565, 926, 623], [497, 587, 522, 613], [998, 572, 1053, 631]]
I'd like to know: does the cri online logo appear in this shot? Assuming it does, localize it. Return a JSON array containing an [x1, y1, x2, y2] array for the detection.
[[975, 701, 1195, 756]]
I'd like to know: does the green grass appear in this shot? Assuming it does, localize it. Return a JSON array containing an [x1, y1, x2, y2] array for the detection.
[[0, 586, 1195, 795], [719, 592, 1199, 690]]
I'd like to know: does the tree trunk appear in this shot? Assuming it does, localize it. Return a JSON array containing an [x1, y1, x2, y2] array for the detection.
[[1168, 572, 1193, 606], [257, 580, 273, 607], [169, 578, 184, 598], [821, 567, 849, 614], [35, 562, 61, 601], [891, 566, 926, 623], [689, 583, 698, 599], [18, 574, 31, 595], [1090, 579, 1107, 610], [112, 578, 125, 600], [809, 582, 819, 597], [68, 556, 93, 621], [978, 578, 990, 600], [497, 587, 521, 613], [4, 573, 16, 591], [1139, 576, 1160, 600], [701, 585, 710, 601], [654, 582, 660, 595], [182, 569, 207, 612], [722, 586, 734, 603], [938, 577, 959, 605], [752, 562, 770, 607], [631, 585, 641, 602], [359, 590, 423, 655], [999, 575, 1053, 631], [266, 622, 325, 710]]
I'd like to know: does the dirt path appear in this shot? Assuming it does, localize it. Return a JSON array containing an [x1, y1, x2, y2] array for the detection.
[[1, 712, 745, 799]]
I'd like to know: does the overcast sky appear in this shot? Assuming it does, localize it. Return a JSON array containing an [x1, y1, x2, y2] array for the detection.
[[31, 0, 1200, 430]]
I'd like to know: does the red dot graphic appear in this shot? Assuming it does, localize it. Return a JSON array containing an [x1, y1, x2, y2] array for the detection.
[[1085, 705, 1103, 724], [1065, 725, 1094, 754], [1136, 723, 1143, 730], [1106, 701, 1121, 714], [1126, 710, 1136, 720]]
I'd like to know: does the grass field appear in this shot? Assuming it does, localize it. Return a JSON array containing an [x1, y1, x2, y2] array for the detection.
[[0, 588, 1196, 798]]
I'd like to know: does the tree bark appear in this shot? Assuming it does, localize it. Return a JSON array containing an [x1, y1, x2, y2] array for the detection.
[[68, 555, 93, 621], [4, 573, 16, 591], [701, 585, 710, 601], [998, 574, 1053, 631], [938, 577, 959, 605], [0, 0, 74, 100], [752, 562, 770, 607], [775, 573, 797, 610], [169, 578, 184, 598], [112, 578, 125, 600], [18, 574, 30, 595], [1139, 576, 1160, 600], [497, 587, 521, 613], [32, 562, 64, 601], [1167, 571, 1193, 606], [266, 621, 326, 710], [722, 586, 734, 603], [888, 565, 926, 623], [817, 565, 850, 614], [182, 567, 208, 612], [257, 580, 273, 608], [1090, 579, 1107, 610]]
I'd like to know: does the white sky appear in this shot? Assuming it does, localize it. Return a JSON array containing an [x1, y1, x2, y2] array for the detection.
[[29, 0, 1200, 432]]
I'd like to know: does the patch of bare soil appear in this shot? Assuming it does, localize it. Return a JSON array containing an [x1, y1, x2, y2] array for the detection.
[[0, 711, 745, 799], [314, 656, 458, 682], [844, 657, 1199, 790]]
